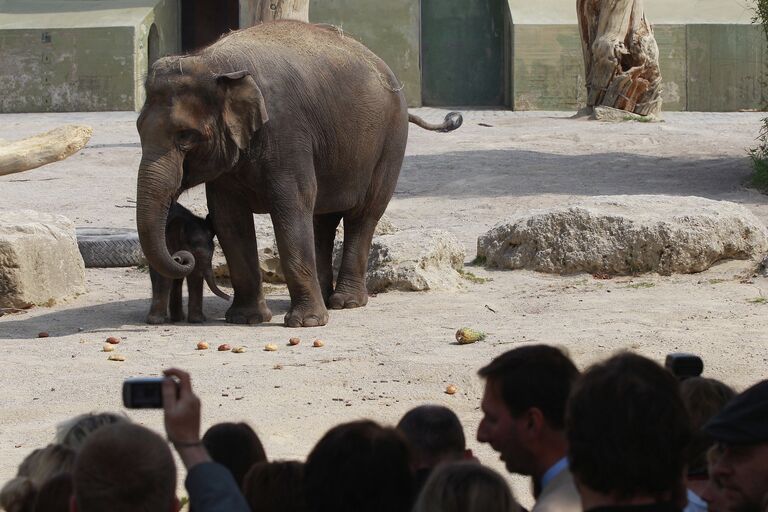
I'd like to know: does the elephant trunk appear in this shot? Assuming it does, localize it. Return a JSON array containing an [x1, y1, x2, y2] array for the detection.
[[136, 151, 195, 279], [204, 267, 231, 301]]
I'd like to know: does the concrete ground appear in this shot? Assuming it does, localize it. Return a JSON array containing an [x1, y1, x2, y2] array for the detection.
[[1, 108, 767, 507]]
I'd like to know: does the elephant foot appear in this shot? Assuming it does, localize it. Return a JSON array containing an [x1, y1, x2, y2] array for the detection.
[[284, 303, 329, 327], [146, 313, 168, 325], [329, 290, 369, 310], [225, 302, 273, 325], [187, 313, 205, 324]]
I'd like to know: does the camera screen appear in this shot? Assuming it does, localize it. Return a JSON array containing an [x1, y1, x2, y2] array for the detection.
[[123, 378, 165, 408]]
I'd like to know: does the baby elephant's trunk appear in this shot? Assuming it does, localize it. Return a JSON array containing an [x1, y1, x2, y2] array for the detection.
[[205, 268, 230, 301]]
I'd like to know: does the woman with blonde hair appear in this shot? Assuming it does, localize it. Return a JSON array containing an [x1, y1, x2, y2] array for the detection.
[[413, 461, 521, 512], [0, 444, 75, 512]]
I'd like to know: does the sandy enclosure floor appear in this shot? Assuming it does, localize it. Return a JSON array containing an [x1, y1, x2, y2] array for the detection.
[[1, 109, 768, 506]]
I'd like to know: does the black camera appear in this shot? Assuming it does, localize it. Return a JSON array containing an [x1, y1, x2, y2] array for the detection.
[[122, 377, 177, 409], [664, 352, 704, 380]]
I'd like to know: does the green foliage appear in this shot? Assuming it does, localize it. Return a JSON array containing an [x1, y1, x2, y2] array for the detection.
[[750, 118, 768, 191], [751, 0, 768, 189]]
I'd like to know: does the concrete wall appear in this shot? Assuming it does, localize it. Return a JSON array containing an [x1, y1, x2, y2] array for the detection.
[[309, 0, 421, 107], [0, 0, 180, 112], [507, 0, 765, 111]]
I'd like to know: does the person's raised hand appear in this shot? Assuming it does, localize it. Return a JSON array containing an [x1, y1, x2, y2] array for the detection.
[[162, 368, 209, 470]]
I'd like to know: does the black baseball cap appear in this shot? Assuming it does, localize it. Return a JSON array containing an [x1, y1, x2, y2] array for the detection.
[[703, 379, 768, 445]]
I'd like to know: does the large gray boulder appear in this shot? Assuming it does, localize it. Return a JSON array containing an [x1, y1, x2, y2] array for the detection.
[[0, 210, 86, 308], [477, 195, 768, 275], [365, 229, 466, 293]]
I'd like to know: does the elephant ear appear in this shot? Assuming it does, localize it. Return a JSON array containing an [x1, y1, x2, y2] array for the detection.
[[217, 71, 269, 150]]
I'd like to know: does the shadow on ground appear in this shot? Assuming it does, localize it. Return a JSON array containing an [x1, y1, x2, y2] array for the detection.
[[0, 297, 292, 340], [398, 150, 758, 200]]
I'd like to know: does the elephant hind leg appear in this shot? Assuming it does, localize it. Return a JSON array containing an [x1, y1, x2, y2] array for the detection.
[[314, 213, 342, 305], [330, 215, 377, 309], [331, 127, 406, 310]]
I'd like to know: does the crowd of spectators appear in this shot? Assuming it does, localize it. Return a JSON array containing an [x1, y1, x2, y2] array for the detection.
[[1, 345, 766, 512]]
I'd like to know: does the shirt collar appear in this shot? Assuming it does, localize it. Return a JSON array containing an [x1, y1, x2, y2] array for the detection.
[[541, 457, 569, 490]]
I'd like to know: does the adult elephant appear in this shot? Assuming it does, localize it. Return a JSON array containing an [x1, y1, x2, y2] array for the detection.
[[136, 21, 462, 327]]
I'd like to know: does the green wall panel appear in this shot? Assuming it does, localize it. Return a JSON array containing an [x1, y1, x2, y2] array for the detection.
[[309, 0, 421, 107], [0, 27, 135, 112], [421, 0, 505, 106], [687, 24, 766, 112], [512, 25, 585, 111], [654, 25, 686, 111]]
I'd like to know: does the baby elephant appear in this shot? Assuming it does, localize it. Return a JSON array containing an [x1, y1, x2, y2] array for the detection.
[[146, 203, 229, 324]]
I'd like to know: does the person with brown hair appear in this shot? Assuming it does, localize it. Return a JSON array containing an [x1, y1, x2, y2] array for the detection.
[[71, 422, 179, 512], [566, 352, 692, 511], [703, 379, 768, 512], [242, 460, 307, 512], [477, 344, 582, 512], [202, 422, 267, 489], [32, 472, 72, 512], [304, 420, 413, 512], [397, 405, 474, 493], [413, 460, 521, 512], [0, 443, 75, 512], [679, 377, 736, 512]]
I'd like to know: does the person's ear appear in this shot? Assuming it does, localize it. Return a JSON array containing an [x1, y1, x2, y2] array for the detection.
[[69, 495, 77, 512], [524, 407, 545, 436]]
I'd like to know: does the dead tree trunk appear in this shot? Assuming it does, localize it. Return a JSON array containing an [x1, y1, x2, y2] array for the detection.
[[241, 0, 310, 27], [577, 0, 662, 116], [0, 125, 92, 177]]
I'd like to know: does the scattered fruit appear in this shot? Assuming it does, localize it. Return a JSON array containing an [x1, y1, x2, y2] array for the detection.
[[37, 332, 49, 338], [455, 327, 485, 344], [108, 354, 125, 362], [445, 384, 458, 395], [233, 346, 246, 353], [196, 341, 209, 350], [264, 344, 278, 352], [102, 343, 115, 352], [288, 337, 301, 346], [313, 339, 325, 348], [105, 336, 120, 345], [217, 344, 232, 351]]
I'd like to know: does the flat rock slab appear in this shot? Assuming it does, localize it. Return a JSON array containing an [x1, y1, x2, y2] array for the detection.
[[477, 195, 768, 276], [0, 210, 86, 308], [366, 229, 466, 293]]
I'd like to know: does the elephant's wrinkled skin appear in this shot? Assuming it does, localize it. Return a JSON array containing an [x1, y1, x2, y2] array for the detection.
[[136, 21, 461, 327], [146, 202, 229, 324]]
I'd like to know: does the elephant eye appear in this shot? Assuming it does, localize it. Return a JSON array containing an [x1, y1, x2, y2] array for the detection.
[[175, 129, 202, 149]]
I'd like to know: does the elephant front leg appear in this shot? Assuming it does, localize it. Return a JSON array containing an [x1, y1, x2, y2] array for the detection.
[[146, 268, 171, 324], [186, 274, 205, 323], [207, 184, 272, 325], [272, 208, 329, 327]]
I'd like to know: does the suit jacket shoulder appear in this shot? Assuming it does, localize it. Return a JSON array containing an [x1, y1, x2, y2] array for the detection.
[[532, 469, 582, 512]]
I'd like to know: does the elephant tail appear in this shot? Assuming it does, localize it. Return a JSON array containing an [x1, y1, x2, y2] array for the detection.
[[408, 112, 463, 132]]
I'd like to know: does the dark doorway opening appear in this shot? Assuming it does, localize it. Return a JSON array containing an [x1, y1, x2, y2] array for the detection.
[[181, 0, 240, 52], [421, 0, 506, 107]]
